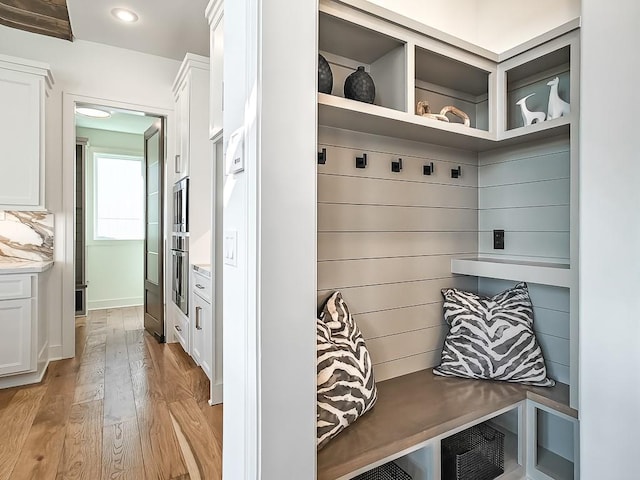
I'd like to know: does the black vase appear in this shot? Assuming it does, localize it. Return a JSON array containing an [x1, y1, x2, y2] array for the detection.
[[344, 66, 375, 104], [318, 54, 333, 94]]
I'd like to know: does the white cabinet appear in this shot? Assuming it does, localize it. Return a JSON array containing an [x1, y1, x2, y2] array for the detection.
[[173, 304, 190, 354], [0, 298, 32, 376], [0, 55, 53, 210], [0, 267, 51, 387], [191, 266, 212, 380], [172, 54, 210, 183], [206, 0, 224, 140]]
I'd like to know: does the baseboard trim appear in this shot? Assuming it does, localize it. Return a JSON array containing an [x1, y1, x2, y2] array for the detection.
[[209, 382, 223, 405], [0, 359, 50, 388], [88, 297, 143, 310], [49, 344, 63, 360]]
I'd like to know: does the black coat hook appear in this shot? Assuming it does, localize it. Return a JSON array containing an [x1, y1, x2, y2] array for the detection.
[[451, 166, 461, 178], [318, 148, 327, 165], [391, 158, 402, 173], [423, 162, 434, 175], [356, 153, 367, 169]]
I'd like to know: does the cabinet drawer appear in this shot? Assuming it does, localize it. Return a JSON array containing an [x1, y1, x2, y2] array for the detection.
[[174, 309, 190, 354], [192, 270, 212, 303], [0, 275, 32, 300]]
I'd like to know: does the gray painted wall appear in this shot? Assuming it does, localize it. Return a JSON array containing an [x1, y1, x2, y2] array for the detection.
[[318, 127, 478, 380]]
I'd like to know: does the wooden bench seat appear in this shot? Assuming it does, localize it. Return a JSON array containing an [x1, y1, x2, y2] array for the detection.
[[317, 369, 576, 480]]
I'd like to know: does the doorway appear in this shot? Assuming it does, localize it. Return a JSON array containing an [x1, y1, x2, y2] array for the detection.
[[73, 104, 165, 341]]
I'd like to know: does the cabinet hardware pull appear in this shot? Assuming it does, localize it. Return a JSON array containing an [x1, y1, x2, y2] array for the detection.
[[175, 325, 182, 332], [196, 284, 205, 289], [175, 154, 181, 173], [196, 306, 202, 330]]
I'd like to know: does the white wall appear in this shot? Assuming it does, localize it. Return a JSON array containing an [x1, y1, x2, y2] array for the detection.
[[367, 0, 580, 53], [0, 25, 179, 357], [579, 0, 640, 477], [366, 0, 479, 45], [223, 0, 317, 477], [476, 0, 580, 53], [77, 127, 145, 310]]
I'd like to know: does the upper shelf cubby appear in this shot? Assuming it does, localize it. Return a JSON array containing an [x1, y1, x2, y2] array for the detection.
[[317, 0, 580, 152], [506, 46, 571, 132], [414, 47, 490, 131], [319, 12, 406, 112]]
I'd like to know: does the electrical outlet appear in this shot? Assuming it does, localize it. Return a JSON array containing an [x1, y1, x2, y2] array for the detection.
[[493, 230, 505, 250]]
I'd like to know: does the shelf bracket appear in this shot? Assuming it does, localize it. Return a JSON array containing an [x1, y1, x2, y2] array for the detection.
[[356, 153, 368, 169], [318, 148, 327, 165], [391, 158, 402, 173], [423, 162, 434, 176], [451, 166, 461, 178]]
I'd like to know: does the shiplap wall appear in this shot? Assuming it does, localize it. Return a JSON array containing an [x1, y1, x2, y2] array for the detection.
[[478, 135, 570, 263], [478, 278, 570, 384], [317, 127, 478, 381]]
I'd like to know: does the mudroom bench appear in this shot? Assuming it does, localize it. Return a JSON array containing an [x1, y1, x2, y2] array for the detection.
[[317, 369, 578, 480]]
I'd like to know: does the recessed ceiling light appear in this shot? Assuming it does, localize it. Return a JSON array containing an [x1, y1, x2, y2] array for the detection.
[[111, 8, 139, 23], [76, 107, 112, 118]]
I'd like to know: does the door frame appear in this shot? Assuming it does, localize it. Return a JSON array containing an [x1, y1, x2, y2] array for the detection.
[[62, 93, 173, 358]]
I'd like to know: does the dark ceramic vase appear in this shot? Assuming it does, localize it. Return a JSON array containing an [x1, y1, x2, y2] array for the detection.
[[318, 54, 333, 94], [344, 66, 375, 104]]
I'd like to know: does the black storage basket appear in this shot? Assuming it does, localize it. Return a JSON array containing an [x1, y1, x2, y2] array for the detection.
[[441, 423, 505, 480], [353, 461, 412, 480]]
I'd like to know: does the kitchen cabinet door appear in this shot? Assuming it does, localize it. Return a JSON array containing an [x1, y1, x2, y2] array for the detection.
[[0, 67, 45, 209], [0, 298, 33, 375]]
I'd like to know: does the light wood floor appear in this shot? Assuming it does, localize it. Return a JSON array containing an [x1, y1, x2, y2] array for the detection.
[[0, 307, 223, 480]]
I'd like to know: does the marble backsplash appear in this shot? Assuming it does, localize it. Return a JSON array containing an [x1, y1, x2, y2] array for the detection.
[[0, 211, 54, 261]]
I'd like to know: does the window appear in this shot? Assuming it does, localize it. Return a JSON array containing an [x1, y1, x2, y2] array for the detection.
[[94, 153, 144, 240]]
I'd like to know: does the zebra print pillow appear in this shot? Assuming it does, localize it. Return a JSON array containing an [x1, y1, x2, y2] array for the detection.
[[317, 291, 377, 450], [434, 282, 555, 387]]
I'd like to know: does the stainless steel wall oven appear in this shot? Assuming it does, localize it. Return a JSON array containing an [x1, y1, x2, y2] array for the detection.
[[171, 177, 189, 315]]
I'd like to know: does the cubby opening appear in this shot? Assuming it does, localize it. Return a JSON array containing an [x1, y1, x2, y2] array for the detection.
[[507, 46, 571, 131], [438, 409, 522, 480], [414, 46, 490, 131], [535, 408, 576, 480], [319, 12, 406, 112]]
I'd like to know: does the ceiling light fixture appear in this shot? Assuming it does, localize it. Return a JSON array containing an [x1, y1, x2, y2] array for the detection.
[[111, 8, 139, 23], [75, 107, 112, 118]]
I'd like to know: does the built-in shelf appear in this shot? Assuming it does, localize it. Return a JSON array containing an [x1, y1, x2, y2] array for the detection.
[[318, 93, 572, 152], [451, 257, 572, 288]]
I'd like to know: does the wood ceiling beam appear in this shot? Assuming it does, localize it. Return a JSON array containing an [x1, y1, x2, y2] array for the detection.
[[0, 0, 72, 41]]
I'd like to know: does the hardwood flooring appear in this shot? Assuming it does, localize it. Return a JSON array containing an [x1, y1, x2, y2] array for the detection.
[[0, 307, 223, 480]]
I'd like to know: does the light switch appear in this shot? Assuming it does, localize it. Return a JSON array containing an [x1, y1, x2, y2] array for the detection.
[[224, 230, 238, 267]]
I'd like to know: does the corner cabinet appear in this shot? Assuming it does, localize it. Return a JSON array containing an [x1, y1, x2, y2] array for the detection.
[[0, 55, 53, 210], [172, 54, 210, 183]]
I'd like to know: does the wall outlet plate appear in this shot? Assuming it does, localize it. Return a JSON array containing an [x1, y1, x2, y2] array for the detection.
[[225, 127, 244, 174], [493, 229, 505, 249]]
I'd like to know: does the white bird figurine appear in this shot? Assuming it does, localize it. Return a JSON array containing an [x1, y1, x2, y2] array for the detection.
[[547, 77, 570, 119], [516, 93, 546, 126]]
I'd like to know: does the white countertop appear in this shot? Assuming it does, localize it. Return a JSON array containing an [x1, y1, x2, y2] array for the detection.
[[0, 259, 54, 274]]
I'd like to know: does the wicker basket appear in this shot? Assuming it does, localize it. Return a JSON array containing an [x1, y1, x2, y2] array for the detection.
[[353, 461, 412, 480], [441, 423, 505, 480]]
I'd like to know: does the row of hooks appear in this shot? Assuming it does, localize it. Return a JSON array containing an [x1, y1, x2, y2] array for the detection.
[[318, 149, 462, 178]]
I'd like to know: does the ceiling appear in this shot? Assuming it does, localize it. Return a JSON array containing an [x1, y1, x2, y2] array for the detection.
[[0, 0, 72, 40], [66, 0, 210, 60], [75, 107, 158, 135]]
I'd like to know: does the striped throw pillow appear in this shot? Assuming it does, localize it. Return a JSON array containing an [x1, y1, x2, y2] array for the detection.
[[317, 291, 377, 449], [434, 282, 555, 387]]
